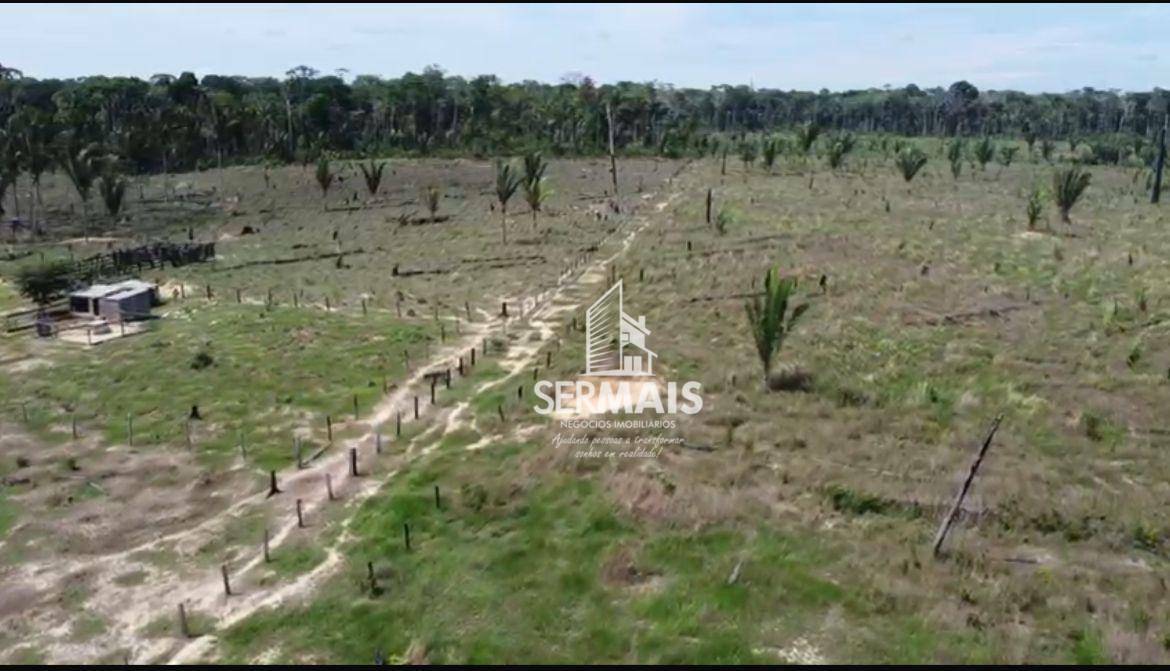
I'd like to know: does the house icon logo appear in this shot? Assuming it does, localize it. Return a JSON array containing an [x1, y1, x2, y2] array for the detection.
[[585, 280, 656, 376], [533, 279, 702, 416]]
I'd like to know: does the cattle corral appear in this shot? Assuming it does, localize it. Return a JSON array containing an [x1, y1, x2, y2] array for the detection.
[[0, 146, 1169, 664]]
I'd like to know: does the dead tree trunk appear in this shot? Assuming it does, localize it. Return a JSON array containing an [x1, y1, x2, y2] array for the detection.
[[1152, 116, 1166, 205], [606, 102, 620, 213], [932, 414, 1004, 557]]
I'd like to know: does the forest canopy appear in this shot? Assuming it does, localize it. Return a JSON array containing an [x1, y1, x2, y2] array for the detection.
[[0, 62, 1167, 175]]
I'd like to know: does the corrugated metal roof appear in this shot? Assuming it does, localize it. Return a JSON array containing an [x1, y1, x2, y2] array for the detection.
[[70, 280, 156, 300]]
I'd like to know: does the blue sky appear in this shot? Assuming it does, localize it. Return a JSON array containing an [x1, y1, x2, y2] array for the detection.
[[4, 3, 1167, 92]]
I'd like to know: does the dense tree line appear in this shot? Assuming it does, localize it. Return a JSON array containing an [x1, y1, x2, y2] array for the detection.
[[1, 62, 1167, 182]]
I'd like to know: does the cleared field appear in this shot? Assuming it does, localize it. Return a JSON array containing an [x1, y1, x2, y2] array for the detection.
[[1, 146, 1169, 663]]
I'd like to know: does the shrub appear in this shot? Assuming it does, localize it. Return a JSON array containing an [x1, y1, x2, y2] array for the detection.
[[15, 260, 74, 306], [1052, 166, 1091, 223], [894, 145, 928, 182], [358, 160, 386, 195]]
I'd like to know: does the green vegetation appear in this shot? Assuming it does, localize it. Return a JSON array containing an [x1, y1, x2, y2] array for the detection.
[[1053, 166, 1092, 224], [894, 145, 928, 182], [494, 158, 522, 244], [14, 259, 73, 306], [314, 157, 334, 201], [0, 304, 434, 470], [522, 152, 549, 228], [98, 169, 128, 219], [744, 267, 808, 388], [217, 443, 992, 664], [358, 160, 386, 196]]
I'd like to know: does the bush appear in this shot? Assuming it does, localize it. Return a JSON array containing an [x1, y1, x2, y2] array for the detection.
[[15, 260, 74, 306], [190, 350, 215, 370]]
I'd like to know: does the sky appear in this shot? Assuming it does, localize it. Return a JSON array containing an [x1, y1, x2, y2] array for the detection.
[[3, 3, 1168, 93]]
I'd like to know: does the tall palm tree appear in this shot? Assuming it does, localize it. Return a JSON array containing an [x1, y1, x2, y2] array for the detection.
[[495, 159, 521, 244], [314, 156, 334, 208], [98, 169, 127, 220], [58, 138, 100, 231], [0, 126, 21, 220], [521, 152, 549, 229]]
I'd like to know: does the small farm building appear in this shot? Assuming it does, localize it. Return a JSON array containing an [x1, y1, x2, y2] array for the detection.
[[69, 280, 158, 321]]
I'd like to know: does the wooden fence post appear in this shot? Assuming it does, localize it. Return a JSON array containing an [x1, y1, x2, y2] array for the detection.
[[350, 448, 359, 477], [178, 603, 191, 637], [296, 499, 305, 528], [267, 470, 281, 497], [221, 564, 231, 596]]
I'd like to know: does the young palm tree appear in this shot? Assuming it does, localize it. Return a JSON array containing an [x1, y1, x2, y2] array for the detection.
[[997, 145, 1019, 167], [522, 173, 549, 229], [521, 151, 549, 228], [421, 183, 442, 221], [98, 170, 127, 220], [826, 133, 855, 170], [946, 138, 964, 180], [739, 140, 758, 172], [745, 267, 809, 389], [973, 137, 995, 170], [1040, 138, 1055, 162], [495, 158, 521, 244], [894, 146, 928, 182], [1026, 187, 1045, 230], [795, 123, 821, 155], [358, 160, 386, 196], [1052, 166, 1091, 224], [761, 137, 779, 173], [314, 156, 334, 207]]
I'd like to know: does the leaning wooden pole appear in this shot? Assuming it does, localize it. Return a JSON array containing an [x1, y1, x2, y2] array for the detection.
[[606, 102, 620, 213], [932, 414, 1004, 557]]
